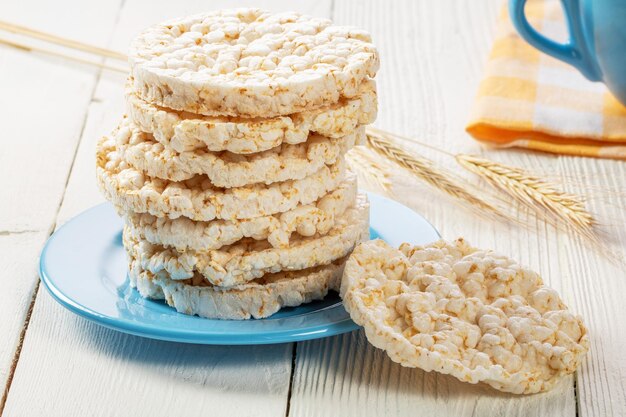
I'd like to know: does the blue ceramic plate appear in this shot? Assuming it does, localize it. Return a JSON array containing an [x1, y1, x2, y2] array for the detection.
[[40, 193, 439, 345]]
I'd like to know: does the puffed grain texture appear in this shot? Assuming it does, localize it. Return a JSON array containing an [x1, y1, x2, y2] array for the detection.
[[125, 78, 377, 154], [96, 133, 346, 221], [114, 116, 362, 186], [128, 252, 346, 320], [124, 194, 369, 287], [129, 9, 379, 117], [121, 174, 357, 250], [341, 239, 589, 394]]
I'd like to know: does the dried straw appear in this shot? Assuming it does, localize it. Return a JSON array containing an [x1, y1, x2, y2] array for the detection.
[[0, 36, 127, 73], [346, 146, 394, 194], [456, 154, 594, 228], [454, 154, 621, 261], [0, 20, 127, 60], [365, 129, 512, 221]]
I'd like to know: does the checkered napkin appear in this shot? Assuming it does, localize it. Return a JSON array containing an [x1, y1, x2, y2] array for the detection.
[[466, 0, 626, 159]]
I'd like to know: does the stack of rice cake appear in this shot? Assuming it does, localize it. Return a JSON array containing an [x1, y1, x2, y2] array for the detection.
[[96, 8, 379, 319]]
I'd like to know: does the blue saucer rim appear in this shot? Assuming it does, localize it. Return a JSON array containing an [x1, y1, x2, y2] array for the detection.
[[39, 192, 439, 345], [39, 251, 359, 344]]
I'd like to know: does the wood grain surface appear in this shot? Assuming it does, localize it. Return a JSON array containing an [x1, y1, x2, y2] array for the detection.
[[0, 0, 624, 416]]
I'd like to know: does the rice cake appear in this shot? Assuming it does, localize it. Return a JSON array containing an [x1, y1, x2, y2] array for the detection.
[[121, 174, 357, 250], [341, 238, 589, 394], [125, 78, 377, 154], [96, 133, 346, 221], [125, 194, 369, 287], [114, 116, 362, 186], [128, 252, 346, 320], [129, 9, 379, 117]]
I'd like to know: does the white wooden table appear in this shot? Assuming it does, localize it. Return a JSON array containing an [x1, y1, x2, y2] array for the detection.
[[1, 0, 625, 416]]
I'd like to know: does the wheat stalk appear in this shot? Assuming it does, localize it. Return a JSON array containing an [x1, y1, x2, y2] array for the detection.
[[365, 129, 512, 221], [346, 147, 394, 194], [454, 154, 620, 260], [456, 154, 593, 227], [0, 37, 127, 73], [0, 20, 127, 60]]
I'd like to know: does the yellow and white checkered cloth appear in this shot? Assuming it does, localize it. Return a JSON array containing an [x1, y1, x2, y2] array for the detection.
[[467, 0, 626, 159]]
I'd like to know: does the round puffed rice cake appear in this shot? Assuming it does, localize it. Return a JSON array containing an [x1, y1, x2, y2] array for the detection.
[[114, 116, 363, 187], [124, 194, 369, 288], [129, 8, 379, 117], [125, 78, 377, 154], [341, 238, 589, 394], [120, 174, 357, 251], [96, 133, 346, 221], [127, 249, 346, 320]]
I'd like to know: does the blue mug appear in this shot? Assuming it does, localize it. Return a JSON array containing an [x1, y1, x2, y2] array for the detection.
[[509, 0, 626, 106]]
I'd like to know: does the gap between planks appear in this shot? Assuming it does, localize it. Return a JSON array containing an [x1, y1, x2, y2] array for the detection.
[[0, 282, 38, 415], [283, 1, 334, 415], [0, 3, 126, 411], [0, 71, 103, 416], [285, 343, 298, 417], [0, 2, 327, 416]]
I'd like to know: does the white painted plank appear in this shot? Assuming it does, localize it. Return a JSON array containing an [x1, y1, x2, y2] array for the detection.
[[3, 67, 295, 417], [2, 1, 330, 416], [0, 0, 123, 404], [291, 331, 575, 417], [556, 156, 626, 417], [289, 1, 583, 416], [2, 1, 625, 416]]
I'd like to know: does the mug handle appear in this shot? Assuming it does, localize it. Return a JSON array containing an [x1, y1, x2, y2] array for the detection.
[[508, 0, 601, 81]]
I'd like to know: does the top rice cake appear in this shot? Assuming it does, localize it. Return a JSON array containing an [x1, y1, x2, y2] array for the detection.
[[129, 8, 379, 117]]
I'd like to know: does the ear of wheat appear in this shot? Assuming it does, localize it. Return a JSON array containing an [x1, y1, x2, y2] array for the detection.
[[346, 146, 394, 194], [455, 154, 621, 261], [365, 129, 513, 222], [456, 154, 594, 227]]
